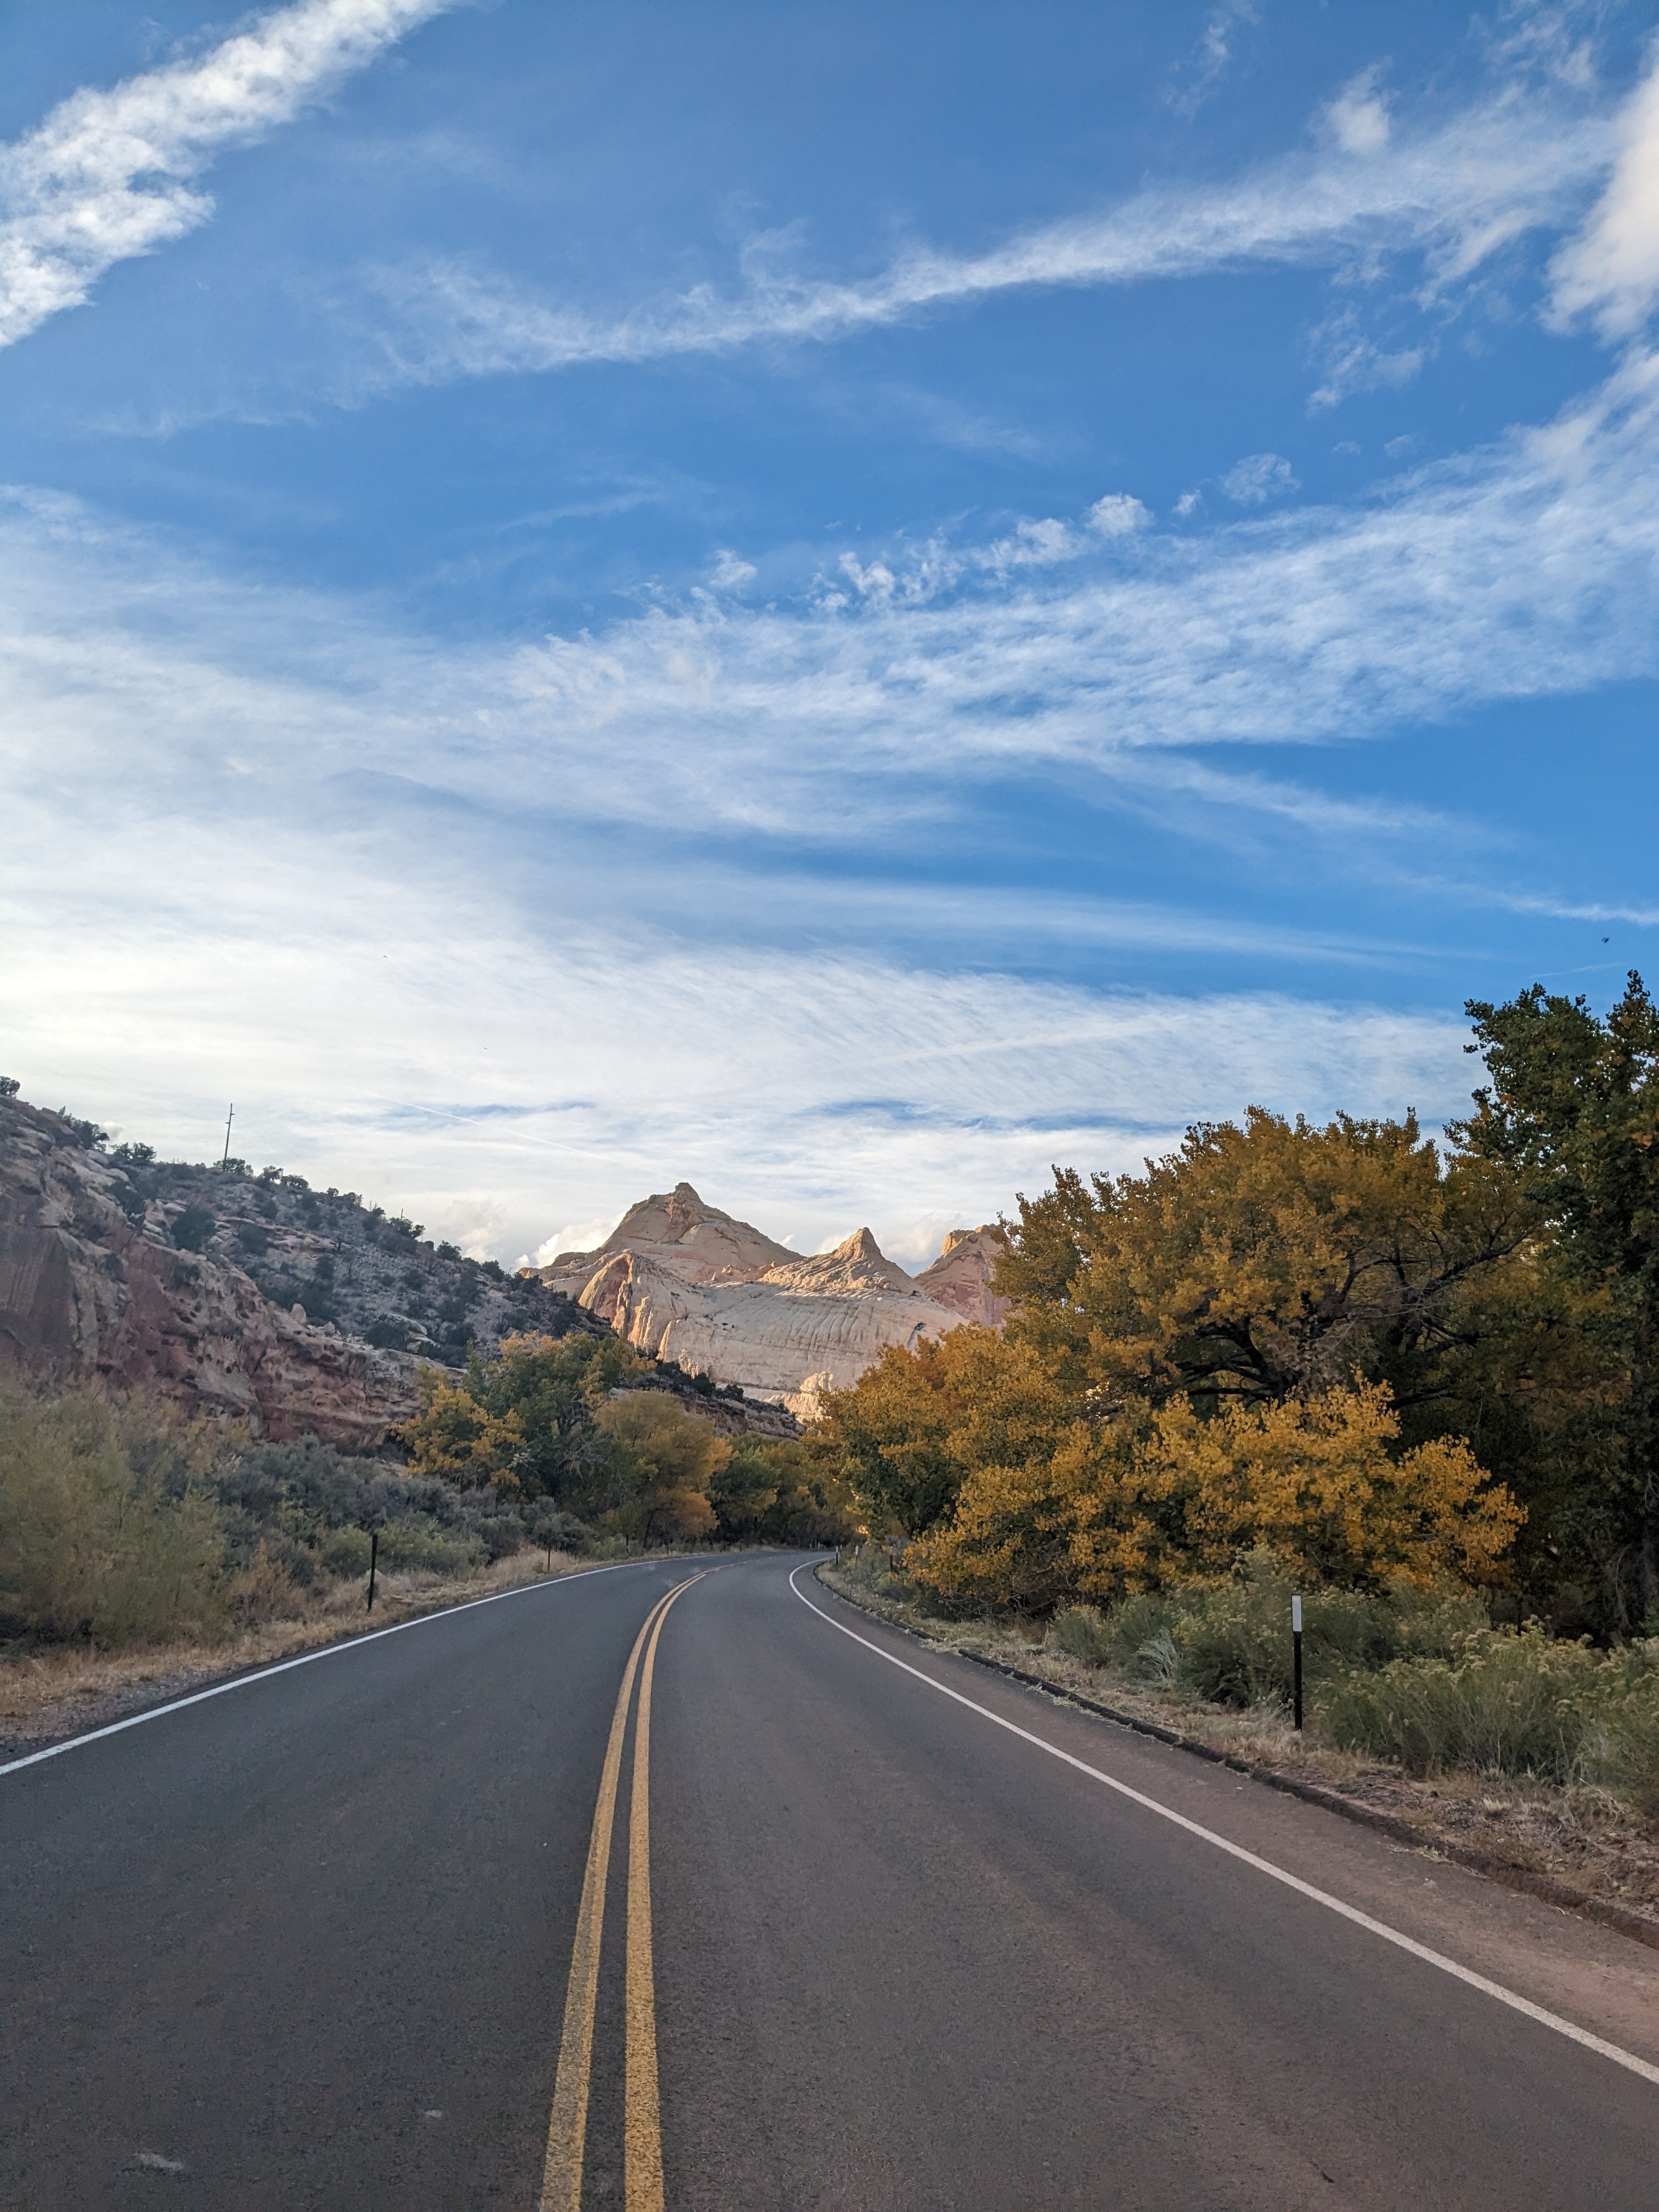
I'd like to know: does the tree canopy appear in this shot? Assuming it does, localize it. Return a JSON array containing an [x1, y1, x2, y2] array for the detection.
[[399, 1331, 856, 1550]]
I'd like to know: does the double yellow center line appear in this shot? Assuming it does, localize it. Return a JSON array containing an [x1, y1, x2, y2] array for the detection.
[[540, 1575, 702, 2212]]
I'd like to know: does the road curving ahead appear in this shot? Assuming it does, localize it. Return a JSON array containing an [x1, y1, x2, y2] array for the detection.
[[7, 1550, 1659, 2209]]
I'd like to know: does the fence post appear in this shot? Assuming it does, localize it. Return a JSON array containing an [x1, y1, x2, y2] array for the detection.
[[1291, 1593, 1304, 1731], [366, 1527, 379, 1613]]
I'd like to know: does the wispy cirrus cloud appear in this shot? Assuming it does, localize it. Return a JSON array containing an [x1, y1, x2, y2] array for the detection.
[[9, 342, 1659, 848], [1551, 38, 1659, 337], [1169, 3, 1261, 121], [351, 77, 1616, 394], [0, 0, 450, 349], [0, 785, 1477, 1268], [9, 329, 1659, 1251]]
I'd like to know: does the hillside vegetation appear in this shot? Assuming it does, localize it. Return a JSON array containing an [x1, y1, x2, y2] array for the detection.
[[0, 1330, 851, 1670], [93, 1133, 595, 1366]]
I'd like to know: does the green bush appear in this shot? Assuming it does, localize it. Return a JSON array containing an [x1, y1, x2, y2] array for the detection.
[[1047, 1604, 1113, 1666], [1322, 1626, 1659, 1812], [1042, 1556, 1491, 1709], [1592, 1644, 1659, 1820], [316, 1525, 374, 1578], [0, 1395, 544, 1653], [1322, 1626, 1600, 1778], [0, 1386, 232, 1646], [375, 1521, 486, 1575]]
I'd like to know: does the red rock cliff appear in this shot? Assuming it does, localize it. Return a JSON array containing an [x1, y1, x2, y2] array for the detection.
[[0, 1096, 416, 1448]]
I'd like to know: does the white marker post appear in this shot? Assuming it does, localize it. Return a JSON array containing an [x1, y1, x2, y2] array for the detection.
[[1291, 1594, 1304, 1731]]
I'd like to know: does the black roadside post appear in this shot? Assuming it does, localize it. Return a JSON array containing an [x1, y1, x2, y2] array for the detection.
[[366, 1527, 379, 1613], [1291, 1593, 1304, 1731]]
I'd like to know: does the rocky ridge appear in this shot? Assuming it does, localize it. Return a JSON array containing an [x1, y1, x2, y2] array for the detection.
[[535, 1184, 1007, 1418], [0, 1090, 799, 1447]]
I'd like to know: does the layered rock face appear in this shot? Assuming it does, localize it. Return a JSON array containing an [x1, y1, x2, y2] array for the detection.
[[913, 1227, 1012, 1326], [534, 1187, 1007, 1419], [0, 1097, 417, 1447]]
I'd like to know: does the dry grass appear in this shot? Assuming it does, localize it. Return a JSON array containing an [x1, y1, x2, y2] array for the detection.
[[819, 1566, 1659, 1925], [0, 1548, 595, 1754]]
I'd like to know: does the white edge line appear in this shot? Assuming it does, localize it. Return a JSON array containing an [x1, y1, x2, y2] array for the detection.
[[1, 1559, 652, 1780], [789, 1564, 1659, 2093]]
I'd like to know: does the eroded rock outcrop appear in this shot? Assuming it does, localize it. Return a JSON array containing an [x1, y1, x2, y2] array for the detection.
[[533, 1184, 1007, 1418], [914, 1227, 1012, 1325], [0, 1096, 415, 1445]]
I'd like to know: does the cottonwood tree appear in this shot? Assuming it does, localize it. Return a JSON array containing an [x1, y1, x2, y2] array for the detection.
[[998, 1109, 1532, 1417], [1460, 974, 1659, 1618]]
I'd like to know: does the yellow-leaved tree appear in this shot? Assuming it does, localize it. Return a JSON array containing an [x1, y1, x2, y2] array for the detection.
[[904, 1381, 1521, 1611], [400, 1370, 527, 1491], [816, 1324, 1070, 1537], [1000, 1108, 1531, 1413], [594, 1392, 727, 1545]]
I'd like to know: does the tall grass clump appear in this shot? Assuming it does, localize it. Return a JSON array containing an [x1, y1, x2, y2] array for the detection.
[[0, 1385, 233, 1647], [1323, 1627, 1659, 1814], [1045, 1554, 1486, 1706]]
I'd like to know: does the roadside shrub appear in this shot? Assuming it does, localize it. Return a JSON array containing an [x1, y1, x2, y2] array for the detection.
[[1322, 1627, 1599, 1778], [1591, 1644, 1659, 1821], [1318, 1627, 1659, 1815], [1041, 1555, 1491, 1708], [1172, 1565, 1301, 1706], [316, 1525, 375, 1578], [0, 1386, 232, 1647], [1048, 1604, 1113, 1667], [215, 1437, 528, 1574]]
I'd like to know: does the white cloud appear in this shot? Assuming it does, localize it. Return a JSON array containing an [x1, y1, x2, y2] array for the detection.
[[1550, 45, 1659, 337], [710, 549, 757, 589], [1323, 71, 1393, 159], [0, 0, 450, 349], [1307, 306, 1426, 411], [15, 338, 1659, 1251], [350, 82, 1615, 393], [1220, 451, 1300, 505], [1087, 493, 1152, 536], [0, 796, 1475, 1267], [10, 345, 1659, 844], [1170, 3, 1260, 120]]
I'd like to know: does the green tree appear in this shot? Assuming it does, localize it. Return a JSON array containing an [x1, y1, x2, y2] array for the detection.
[[1461, 973, 1659, 1616], [592, 1392, 725, 1544], [399, 1332, 652, 1501]]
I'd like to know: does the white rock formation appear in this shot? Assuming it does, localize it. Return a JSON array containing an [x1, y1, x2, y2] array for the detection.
[[540, 1182, 794, 1294], [532, 1186, 1007, 1419]]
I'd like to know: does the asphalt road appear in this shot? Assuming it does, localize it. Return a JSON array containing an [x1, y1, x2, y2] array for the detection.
[[7, 1553, 1659, 2209]]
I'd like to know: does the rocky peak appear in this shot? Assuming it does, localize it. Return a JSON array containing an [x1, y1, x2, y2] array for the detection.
[[760, 1227, 915, 1299], [913, 1225, 1009, 1325], [539, 1184, 794, 1295]]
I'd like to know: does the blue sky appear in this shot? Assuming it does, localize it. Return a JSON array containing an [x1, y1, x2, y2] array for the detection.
[[4, 0, 1659, 1267]]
